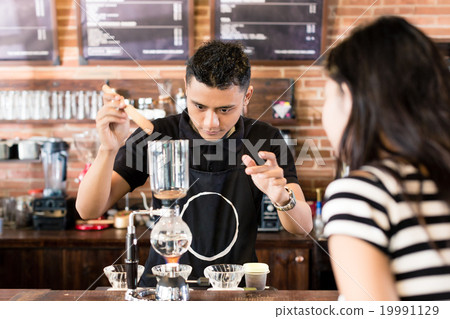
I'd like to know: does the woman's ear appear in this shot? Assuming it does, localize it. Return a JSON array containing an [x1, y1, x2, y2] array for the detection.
[[340, 82, 353, 118]]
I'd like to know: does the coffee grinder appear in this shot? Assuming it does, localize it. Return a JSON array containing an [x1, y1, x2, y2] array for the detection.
[[32, 138, 69, 230]]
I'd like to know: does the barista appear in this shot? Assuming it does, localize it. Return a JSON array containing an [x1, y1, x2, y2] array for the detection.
[[76, 40, 313, 286]]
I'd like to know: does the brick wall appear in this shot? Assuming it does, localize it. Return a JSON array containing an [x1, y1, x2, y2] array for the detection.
[[0, 0, 449, 202]]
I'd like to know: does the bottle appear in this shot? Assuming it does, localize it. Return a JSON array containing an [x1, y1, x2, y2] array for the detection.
[[175, 88, 186, 114], [313, 188, 324, 239]]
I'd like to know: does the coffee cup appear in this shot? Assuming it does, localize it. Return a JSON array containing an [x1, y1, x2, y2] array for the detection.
[[243, 262, 270, 290]]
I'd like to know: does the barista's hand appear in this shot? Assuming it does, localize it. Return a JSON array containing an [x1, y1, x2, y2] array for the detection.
[[95, 84, 130, 152], [242, 151, 290, 206]]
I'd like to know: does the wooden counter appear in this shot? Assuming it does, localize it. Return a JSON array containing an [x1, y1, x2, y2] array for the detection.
[[0, 227, 333, 291], [2, 289, 338, 301]]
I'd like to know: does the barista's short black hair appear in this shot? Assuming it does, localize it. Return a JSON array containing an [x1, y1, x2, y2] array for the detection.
[[186, 40, 251, 91]]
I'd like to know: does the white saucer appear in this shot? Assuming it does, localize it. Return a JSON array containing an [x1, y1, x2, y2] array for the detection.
[[207, 287, 244, 291]]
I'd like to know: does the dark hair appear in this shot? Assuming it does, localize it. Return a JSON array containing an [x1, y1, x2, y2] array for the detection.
[[325, 16, 450, 206], [186, 40, 251, 91]]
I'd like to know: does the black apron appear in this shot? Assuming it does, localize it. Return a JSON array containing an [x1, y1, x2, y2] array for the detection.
[[139, 147, 260, 287]]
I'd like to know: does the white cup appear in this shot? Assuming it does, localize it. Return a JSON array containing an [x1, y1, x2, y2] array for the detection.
[[243, 262, 270, 290]]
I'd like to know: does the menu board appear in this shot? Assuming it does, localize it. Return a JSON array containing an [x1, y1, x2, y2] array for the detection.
[[211, 0, 325, 63], [78, 0, 193, 63], [0, 0, 59, 64]]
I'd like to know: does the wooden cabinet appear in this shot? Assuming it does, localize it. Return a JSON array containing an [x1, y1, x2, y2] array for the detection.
[[0, 228, 324, 290], [256, 248, 309, 290], [255, 232, 313, 290]]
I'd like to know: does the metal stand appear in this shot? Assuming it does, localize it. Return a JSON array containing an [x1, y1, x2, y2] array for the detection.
[[124, 209, 190, 301]]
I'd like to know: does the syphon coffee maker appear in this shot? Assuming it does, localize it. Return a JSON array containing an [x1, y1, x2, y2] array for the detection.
[[32, 138, 69, 230], [125, 140, 193, 301]]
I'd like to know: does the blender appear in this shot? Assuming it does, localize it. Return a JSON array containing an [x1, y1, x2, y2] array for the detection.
[[32, 138, 69, 230], [125, 140, 192, 301]]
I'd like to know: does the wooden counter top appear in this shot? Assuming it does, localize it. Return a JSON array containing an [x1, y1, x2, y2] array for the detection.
[[3, 289, 338, 301]]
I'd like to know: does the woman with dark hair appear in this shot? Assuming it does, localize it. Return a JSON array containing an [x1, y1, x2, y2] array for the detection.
[[322, 16, 450, 300]]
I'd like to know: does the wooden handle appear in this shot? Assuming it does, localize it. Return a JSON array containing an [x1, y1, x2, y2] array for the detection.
[[102, 84, 154, 134], [294, 255, 305, 263]]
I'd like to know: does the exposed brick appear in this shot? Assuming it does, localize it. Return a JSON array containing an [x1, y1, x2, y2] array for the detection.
[[298, 128, 327, 137], [373, 6, 416, 15], [298, 89, 320, 100], [341, 0, 378, 5], [285, 68, 324, 78], [58, 38, 78, 48], [159, 69, 188, 79], [319, 139, 333, 148], [421, 27, 450, 37], [304, 80, 327, 88], [251, 69, 283, 78], [194, 7, 209, 16], [195, 0, 210, 6], [335, 7, 375, 17], [415, 6, 450, 14], [340, 16, 373, 27], [437, 16, 450, 24], [382, 0, 436, 4]]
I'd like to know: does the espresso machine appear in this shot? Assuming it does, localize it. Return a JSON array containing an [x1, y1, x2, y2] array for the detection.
[[125, 140, 193, 301], [32, 138, 69, 230]]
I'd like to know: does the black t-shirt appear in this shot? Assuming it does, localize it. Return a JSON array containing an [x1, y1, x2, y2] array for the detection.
[[114, 111, 299, 285], [114, 111, 299, 191]]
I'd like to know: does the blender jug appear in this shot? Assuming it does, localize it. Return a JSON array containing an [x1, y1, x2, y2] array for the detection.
[[41, 139, 69, 197]]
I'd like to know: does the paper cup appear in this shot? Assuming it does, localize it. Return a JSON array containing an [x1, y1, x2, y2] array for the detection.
[[243, 263, 270, 290]]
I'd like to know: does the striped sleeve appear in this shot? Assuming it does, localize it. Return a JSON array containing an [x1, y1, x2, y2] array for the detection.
[[322, 177, 393, 254]]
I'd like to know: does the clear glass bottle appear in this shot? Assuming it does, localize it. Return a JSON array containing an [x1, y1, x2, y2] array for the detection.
[[313, 188, 324, 239]]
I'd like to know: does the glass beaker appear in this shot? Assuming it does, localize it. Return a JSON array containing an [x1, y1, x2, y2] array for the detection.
[[148, 140, 189, 201]]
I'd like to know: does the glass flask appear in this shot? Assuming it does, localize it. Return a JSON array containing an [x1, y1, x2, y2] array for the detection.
[[150, 207, 192, 264]]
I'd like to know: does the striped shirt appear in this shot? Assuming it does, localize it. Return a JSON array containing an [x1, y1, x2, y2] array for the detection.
[[323, 160, 450, 300]]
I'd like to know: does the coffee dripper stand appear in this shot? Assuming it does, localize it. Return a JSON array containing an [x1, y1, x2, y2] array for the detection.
[[124, 139, 193, 301], [124, 202, 192, 301]]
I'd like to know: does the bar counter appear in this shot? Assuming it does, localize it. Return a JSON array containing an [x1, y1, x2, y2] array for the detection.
[[1, 227, 334, 290], [1, 289, 338, 301]]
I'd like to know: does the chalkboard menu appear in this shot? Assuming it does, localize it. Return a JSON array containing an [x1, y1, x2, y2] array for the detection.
[[211, 0, 326, 64], [0, 0, 59, 64], [78, 0, 193, 64]]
